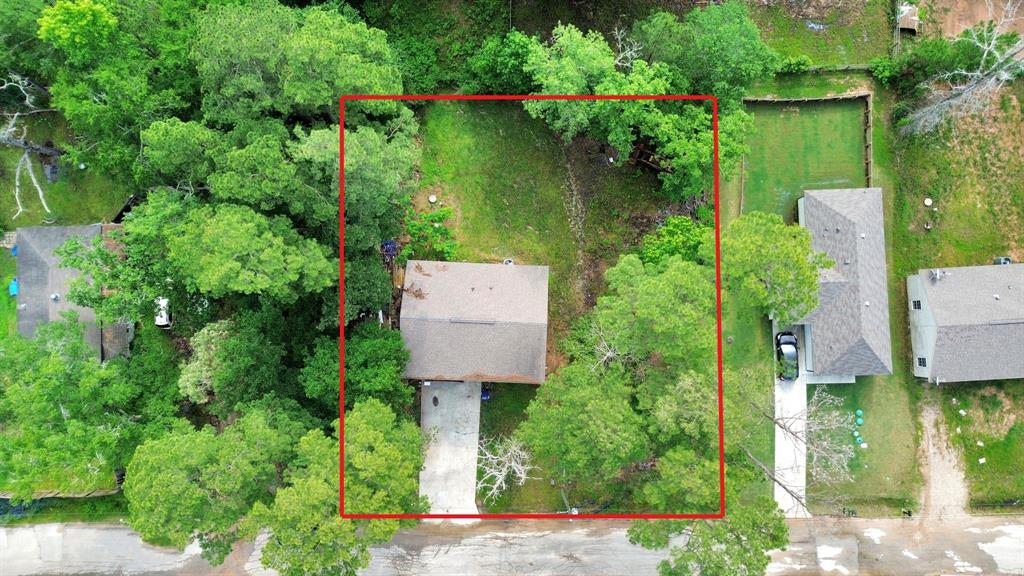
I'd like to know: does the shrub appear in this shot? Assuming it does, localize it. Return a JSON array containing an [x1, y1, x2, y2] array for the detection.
[[398, 207, 458, 264], [777, 55, 812, 74]]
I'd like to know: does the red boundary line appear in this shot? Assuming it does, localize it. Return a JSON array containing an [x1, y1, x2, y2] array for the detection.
[[339, 94, 725, 520]]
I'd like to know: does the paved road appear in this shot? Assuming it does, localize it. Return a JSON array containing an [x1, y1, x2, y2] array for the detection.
[[3, 517, 1023, 575]]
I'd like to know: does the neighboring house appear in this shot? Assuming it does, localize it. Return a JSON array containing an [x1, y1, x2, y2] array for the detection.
[[15, 225, 133, 360], [400, 259, 549, 384], [907, 264, 1024, 383], [796, 188, 893, 382]]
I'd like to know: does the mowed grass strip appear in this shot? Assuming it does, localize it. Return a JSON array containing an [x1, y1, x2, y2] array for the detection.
[[0, 250, 15, 341], [743, 100, 867, 223]]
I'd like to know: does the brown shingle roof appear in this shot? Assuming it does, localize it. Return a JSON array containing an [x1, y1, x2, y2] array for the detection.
[[400, 260, 549, 384]]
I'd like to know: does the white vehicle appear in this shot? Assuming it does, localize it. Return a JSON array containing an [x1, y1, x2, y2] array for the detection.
[[155, 297, 172, 329]]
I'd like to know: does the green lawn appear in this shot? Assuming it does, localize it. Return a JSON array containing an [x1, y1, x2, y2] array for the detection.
[[418, 101, 580, 340], [892, 81, 1024, 509], [742, 100, 867, 223], [0, 250, 14, 341], [726, 82, 924, 515], [750, 0, 891, 66], [0, 113, 132, 231], [418, 100, 664, 513]]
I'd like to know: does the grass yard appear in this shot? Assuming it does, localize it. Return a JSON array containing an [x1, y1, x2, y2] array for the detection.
[[742, 100, 867, 223], [749, 0, 891, 66], [418, 100, 664, 513], [0, 250, 14, 341], [417, 101, 580, 341], [941, 383, 1024, 510], [726, 82, 924, 515], [0, 113, 131, 231], [892, 82, 1024, 509], [1, 494, 127, 526]]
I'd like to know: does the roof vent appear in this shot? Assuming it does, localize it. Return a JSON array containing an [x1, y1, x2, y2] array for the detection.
[[994, 294, 1000, 300], [860, 233, 866, 239], [865, 301, 870, 307]]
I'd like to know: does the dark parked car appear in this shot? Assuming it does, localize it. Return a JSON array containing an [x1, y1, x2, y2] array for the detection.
[[775, 331, 799, 382]]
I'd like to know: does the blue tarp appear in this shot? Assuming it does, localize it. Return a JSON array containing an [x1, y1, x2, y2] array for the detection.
[[8, 278, 17, 297], [11, 245, 17, 257]]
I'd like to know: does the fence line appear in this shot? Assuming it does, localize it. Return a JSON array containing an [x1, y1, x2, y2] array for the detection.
[[742, 91, 874, 187]]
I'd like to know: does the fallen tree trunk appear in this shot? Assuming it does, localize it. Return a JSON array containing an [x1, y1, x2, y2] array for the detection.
[[0, 134, 62, 158]]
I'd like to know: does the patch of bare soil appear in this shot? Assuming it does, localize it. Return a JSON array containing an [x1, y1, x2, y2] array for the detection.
[[969, 386, 1020, 437], [918, 397, 970, 521], [924, 0, 1024, 38], [759, 0, 868, 23]]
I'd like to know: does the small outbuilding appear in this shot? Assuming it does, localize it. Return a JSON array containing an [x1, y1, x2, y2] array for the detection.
[[907, 264, 1024, 383], [898, 3, 920, 34], [400, 260, 549, 384]]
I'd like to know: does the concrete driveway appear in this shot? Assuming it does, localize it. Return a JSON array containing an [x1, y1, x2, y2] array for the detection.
[[773, 325, 811, 519], [419, 381, 481, 515]]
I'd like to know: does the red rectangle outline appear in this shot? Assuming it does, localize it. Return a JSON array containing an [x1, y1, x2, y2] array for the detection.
[[339, 94, 725, 520]]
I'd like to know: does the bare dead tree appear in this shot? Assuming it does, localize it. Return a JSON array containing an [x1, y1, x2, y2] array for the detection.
[[902, 0, 1024, 134], [805, 388, 856, 487], [612, 27, 643, 71], [0, 74, 40, 109], [477, 435, 537, 504], [753, 387, 855, 488]]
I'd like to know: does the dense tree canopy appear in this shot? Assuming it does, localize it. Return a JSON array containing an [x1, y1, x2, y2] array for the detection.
[[124, 401, 313, 563], [1, 0, 798, 571], [518, 363, 649, 489], [0, 317, 159, 502]]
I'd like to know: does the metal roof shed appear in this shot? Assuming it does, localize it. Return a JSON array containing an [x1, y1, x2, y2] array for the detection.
[[400, 260, 549, 384]]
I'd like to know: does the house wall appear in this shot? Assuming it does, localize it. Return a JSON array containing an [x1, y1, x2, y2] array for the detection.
[[906, 275, 937, 380]]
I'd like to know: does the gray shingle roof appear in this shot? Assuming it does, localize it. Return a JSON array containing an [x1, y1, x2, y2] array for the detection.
[[400, 260, 549, 383], [915, 264, 1024, 382], [800, 188, 893, 376], [16, 225, 102, 351]]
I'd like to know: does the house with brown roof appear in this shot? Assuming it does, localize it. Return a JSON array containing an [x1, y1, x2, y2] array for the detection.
[[399, 259, 549, 515], [907, 263, 1024, 383], [400, 260, 549, 384]]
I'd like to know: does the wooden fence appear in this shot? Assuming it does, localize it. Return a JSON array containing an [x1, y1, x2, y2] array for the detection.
[[742, 91, 875, 187]]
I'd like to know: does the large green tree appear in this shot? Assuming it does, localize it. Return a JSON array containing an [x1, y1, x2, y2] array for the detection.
[[124, 400, 312, 563], [595, 254, 717, 371], [721, 211, 832, 327], [245, 403, 425, 576], [633, 2, 778, 108], [343, 322, 412, 413], [167, 203, 336, 302], [0, 317, 144, 501], [518, 363, 648, 491]]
